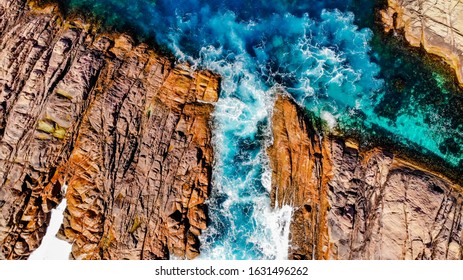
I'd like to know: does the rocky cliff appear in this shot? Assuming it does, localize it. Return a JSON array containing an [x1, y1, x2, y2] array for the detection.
[[0, 0, 219, 260], [2, 0, 463, 261], [268, 95, 463, 260], [381, 0, 463, 86]]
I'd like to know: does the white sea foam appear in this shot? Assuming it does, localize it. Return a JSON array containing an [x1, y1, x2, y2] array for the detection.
[[321, 110, 338, 130], [261, 205, 294, 260], [29, 185, 71, 260]]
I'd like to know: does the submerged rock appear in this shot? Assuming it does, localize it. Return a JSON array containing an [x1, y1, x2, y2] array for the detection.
[[269, 95, 463, 260], [0, 0, 219, 259]]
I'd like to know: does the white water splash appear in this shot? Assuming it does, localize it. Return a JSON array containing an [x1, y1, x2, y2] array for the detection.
[[251, 203, 294, 260], [321, 110, 338, 130], [29, 185, 71, 260], [258, 148, 294, 260]]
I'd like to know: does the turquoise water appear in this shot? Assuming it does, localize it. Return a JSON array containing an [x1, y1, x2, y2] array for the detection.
[[61, 0, 463, 259], [366, 34, 463, 168]]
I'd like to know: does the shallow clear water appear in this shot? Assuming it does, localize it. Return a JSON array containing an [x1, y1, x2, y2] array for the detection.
[[61, 0, 463, 259]]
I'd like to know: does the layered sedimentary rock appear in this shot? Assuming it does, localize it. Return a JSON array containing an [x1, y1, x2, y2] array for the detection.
[[381, 0, 463, 86], [269, 95, 463, 260], [0, 0, 219, 260]]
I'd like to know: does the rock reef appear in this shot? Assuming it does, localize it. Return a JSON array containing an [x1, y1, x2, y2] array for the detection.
[[269, 95, 463, 260], [381, 0, 463, 86], [0, 0, 219, 259]]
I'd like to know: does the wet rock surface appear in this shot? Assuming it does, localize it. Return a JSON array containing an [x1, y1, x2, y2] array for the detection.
[[0, 0, 219, 260], [269, 95, 463, 260]]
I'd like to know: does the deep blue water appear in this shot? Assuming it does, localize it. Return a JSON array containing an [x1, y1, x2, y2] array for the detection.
[[61, 0, 463, 259]]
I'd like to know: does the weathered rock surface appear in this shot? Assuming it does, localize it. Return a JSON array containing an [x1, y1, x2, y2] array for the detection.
[[381, 0, 463, 86], [269, 95, 463, 260], [0, 0, 219, 259]]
